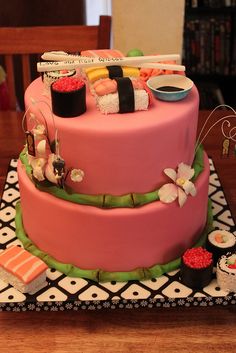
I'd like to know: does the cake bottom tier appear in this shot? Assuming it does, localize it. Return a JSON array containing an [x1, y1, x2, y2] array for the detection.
[[17, 154, 210, 279]]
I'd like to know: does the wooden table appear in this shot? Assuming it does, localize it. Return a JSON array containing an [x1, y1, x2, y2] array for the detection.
[[0, 110, 236, 353]]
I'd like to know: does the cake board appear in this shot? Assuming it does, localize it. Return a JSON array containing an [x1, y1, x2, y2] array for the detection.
[[0, 158, 235, 312]]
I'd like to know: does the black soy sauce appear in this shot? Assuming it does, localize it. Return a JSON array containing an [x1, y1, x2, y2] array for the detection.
[[156, 86, 184, 92]]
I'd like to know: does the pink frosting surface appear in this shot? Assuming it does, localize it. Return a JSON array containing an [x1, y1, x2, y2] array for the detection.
[[25, 78, 199, 195], [18, 154, 210, 272]]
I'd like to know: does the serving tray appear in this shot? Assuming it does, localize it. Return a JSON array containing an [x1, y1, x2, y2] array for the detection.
[[0, 159, 235, 312]]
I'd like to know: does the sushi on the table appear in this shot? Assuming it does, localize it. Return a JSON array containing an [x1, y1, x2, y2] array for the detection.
[[206, 229, 236, 265], [180, 247, 213, 289], [0, 245, 48, 293], [217, 252, 236, 293]]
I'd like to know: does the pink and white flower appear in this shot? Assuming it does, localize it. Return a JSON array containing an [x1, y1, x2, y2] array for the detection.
[[158, 162, 197, 207], [44, 154, 59, 184], [32, 124, 46, 139], [70, 169, 84, 182], [29, 157, 47, 182]]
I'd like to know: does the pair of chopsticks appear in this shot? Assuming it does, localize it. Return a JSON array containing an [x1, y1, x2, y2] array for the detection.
[[37, 51, 185, 73]]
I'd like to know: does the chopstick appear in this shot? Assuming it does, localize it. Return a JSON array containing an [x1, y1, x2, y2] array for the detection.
[[37, 51, 185, 73]]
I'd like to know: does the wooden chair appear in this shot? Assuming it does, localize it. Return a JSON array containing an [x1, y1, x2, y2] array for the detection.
[[0, 15, 111, 110]]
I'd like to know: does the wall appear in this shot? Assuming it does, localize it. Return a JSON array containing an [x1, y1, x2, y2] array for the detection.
[[112, 0, 185, 57], [86, 0, 111, 24]]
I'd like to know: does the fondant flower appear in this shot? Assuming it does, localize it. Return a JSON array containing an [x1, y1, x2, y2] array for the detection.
[[30, 157, 47, 182], [158, 162, 197, 207], [44, 154, 59, 184], [36, 139, 47, 157], [32, 124, 46, 138], [70, 169, 84, 182]]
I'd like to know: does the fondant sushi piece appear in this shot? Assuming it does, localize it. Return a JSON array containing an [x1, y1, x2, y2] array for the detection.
[[51, 76, 86, 117], [81, 49, 139, 83], [81, 49, 124, 58], [43, 69, 76, 89], [92, 77, 150, 114], [217, 253, 236, 293], [180, 247, 213, 289], [84, 66, 140, 84], [0, 245, 48, 293], [206, 230, 236, 265]]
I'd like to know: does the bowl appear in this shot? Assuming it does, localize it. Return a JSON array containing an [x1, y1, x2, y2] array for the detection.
[[147, 74, 193, 102]]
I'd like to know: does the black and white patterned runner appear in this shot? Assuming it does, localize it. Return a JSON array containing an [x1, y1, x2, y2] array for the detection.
[[0, 159, 235, 312]]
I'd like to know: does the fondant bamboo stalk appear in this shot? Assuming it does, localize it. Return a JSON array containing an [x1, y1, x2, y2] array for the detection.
[[37, 55, 184, 73]]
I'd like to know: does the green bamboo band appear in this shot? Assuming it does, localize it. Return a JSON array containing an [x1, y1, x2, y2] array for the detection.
[[19, 145, 204, 209], [15, 199, 213, 282]]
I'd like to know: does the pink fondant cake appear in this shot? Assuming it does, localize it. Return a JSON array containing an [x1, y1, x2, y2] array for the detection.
[[15, 50, 211, 282]]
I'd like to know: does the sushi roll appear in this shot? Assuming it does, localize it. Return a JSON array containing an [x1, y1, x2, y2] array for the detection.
[[206, 230, 236, 265], [92, 77, 151, 114], [51, 76, 86, 117], [43, 69, 76, 90], [180, 247, 213, 289], [217, 253, 236, 293]]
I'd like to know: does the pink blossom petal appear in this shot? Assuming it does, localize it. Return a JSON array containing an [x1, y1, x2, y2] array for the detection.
[[45, 164, 58, 184], [159, 183, 178, 204], [177, 163, 194, 181], [178, 187, 187, 207], [30, 158, 46, 169], [32, 167, 45, 181], [163, 168, 177, 182], [183, 180, 197, 196]]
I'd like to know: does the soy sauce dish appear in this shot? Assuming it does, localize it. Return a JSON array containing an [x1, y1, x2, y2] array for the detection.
[[147, 74, 193, 102]]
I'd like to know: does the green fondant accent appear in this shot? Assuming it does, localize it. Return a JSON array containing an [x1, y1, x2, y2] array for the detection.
[[15, 199, 213, 282], [19, 145, 204, 209], [20, 149, 33, 176], [98, 268, 149, 282], [149, 257, 181, 278], [132, 190, 159, 207], [103, 194, 134, 208], [192, 144, 204, 181]]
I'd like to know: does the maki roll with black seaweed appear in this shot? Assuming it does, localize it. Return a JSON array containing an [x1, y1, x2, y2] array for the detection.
[[43, 69, 76, 89], [217, 253, 236, 293], [51, 76, 86, 117], [206, 230, 236, 266], [180, 247, 213, 289]]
